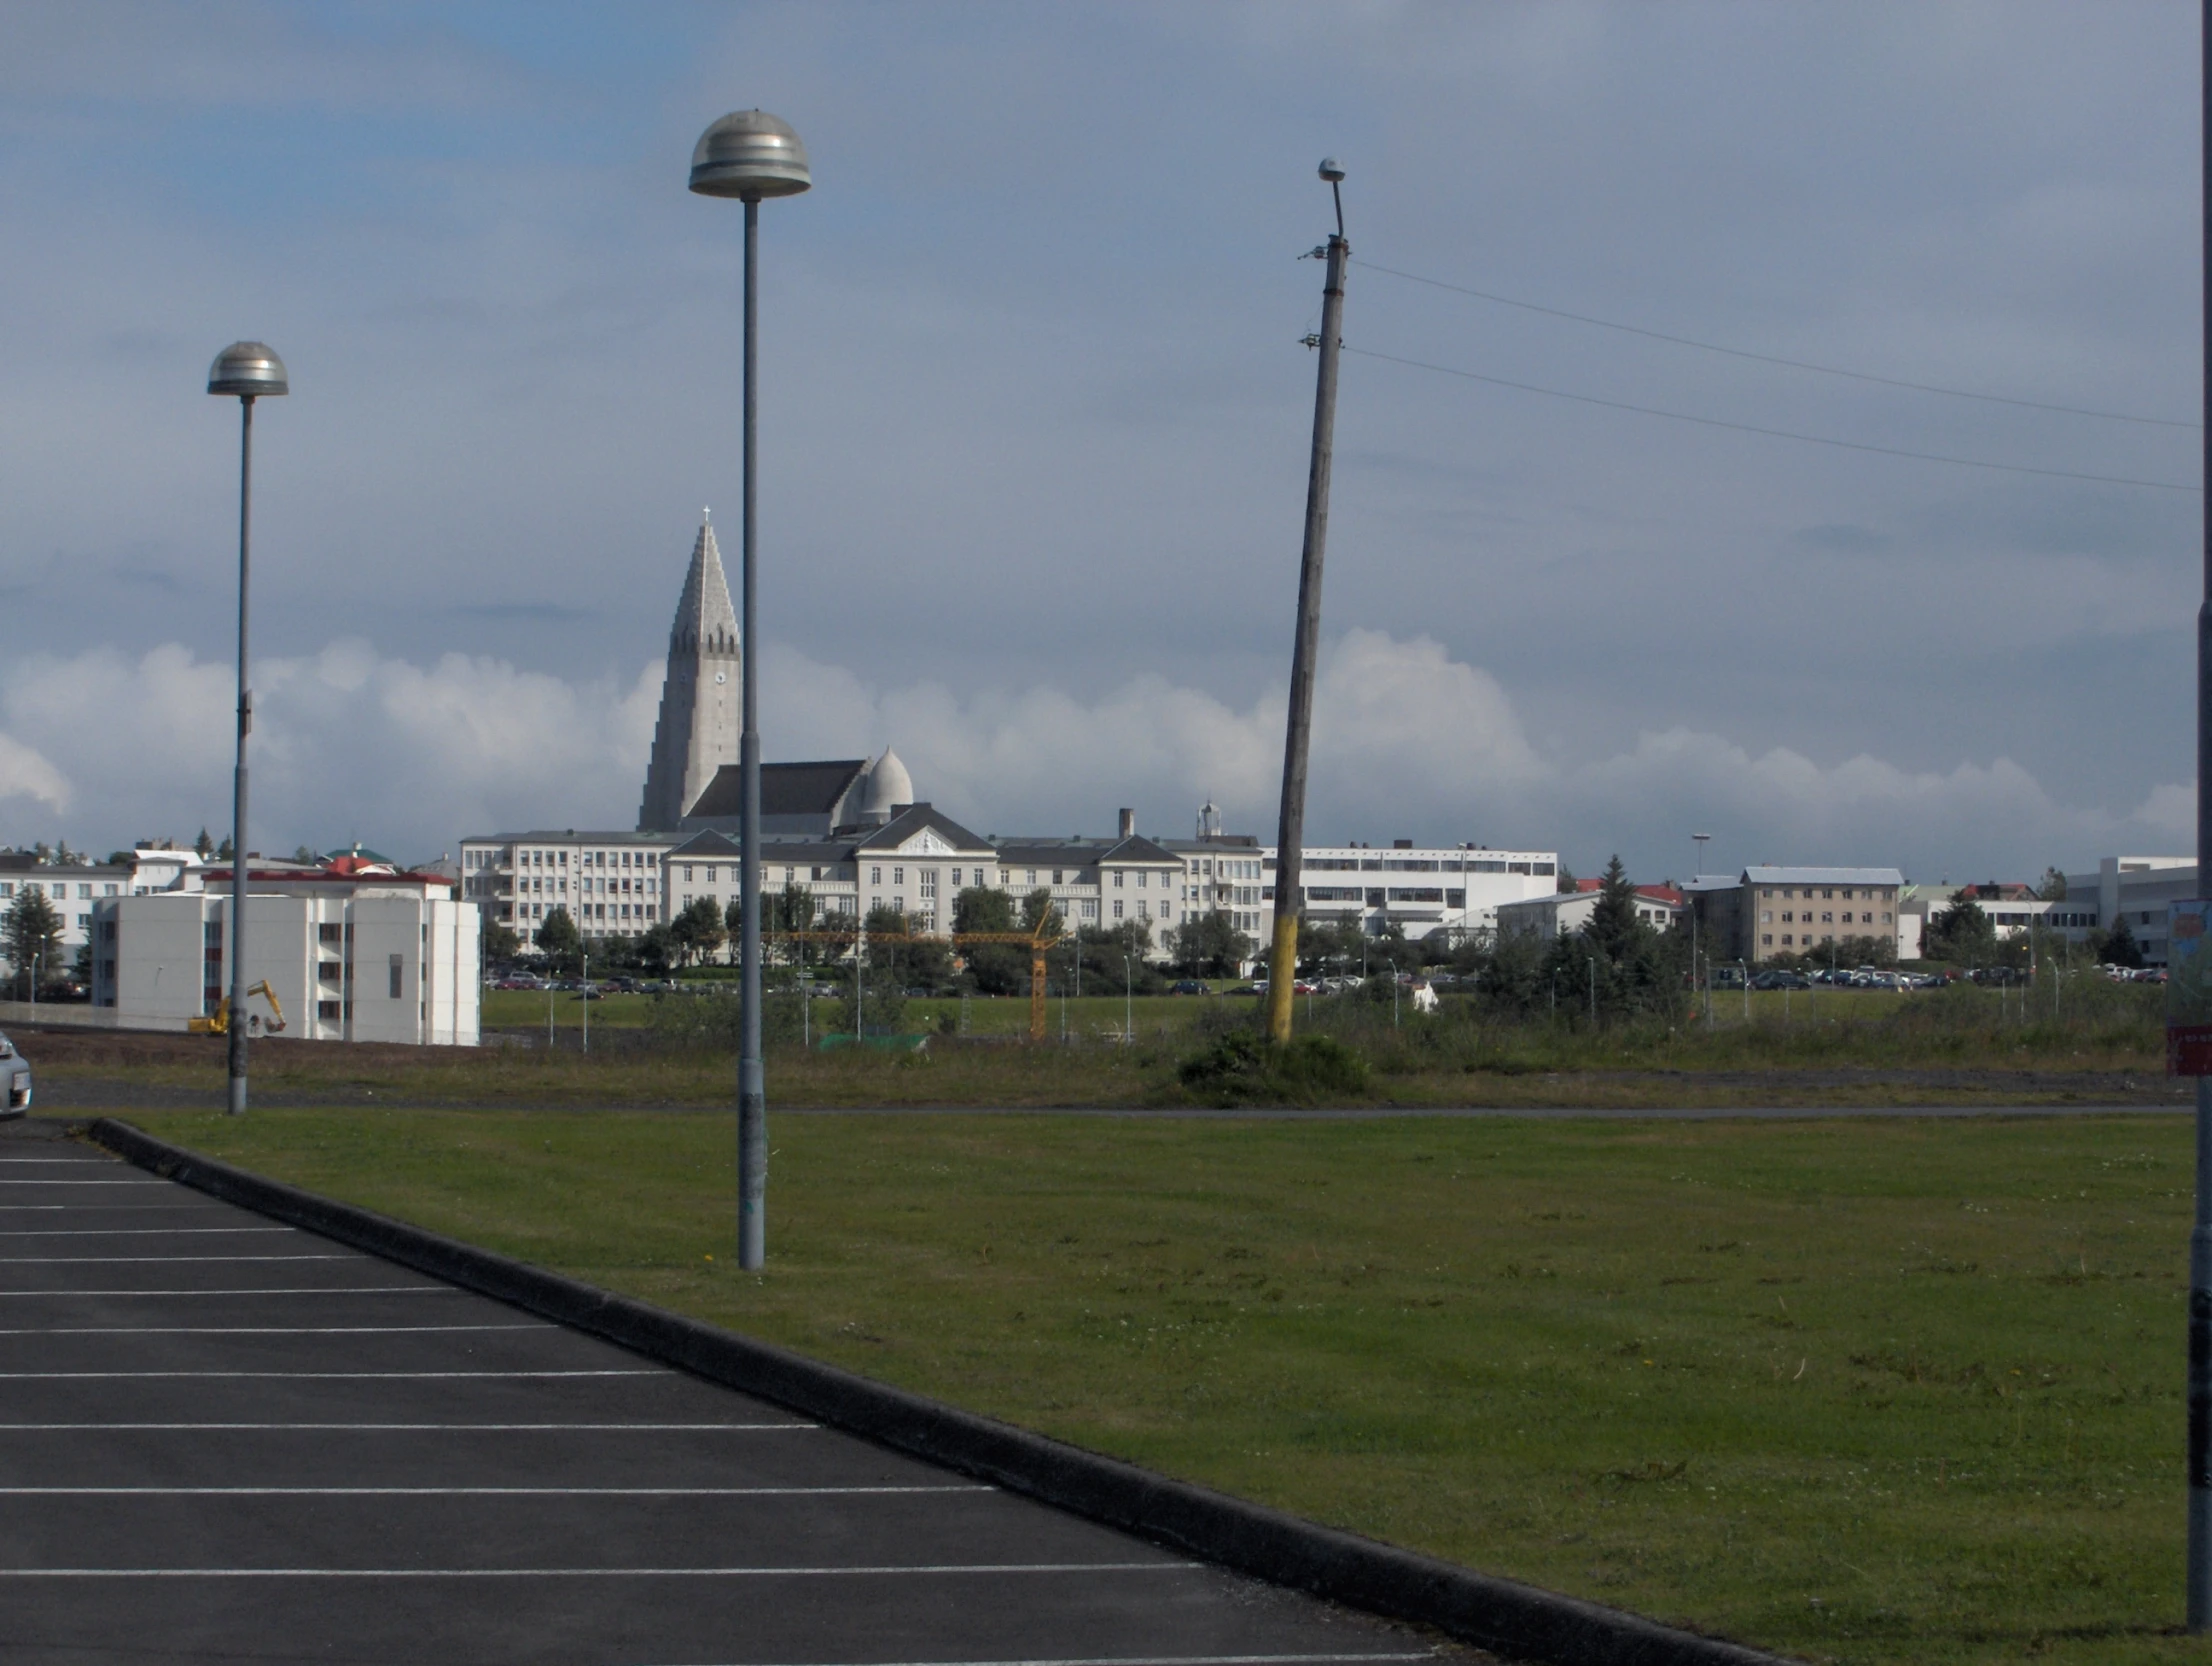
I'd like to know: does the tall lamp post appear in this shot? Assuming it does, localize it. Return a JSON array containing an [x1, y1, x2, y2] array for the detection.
[[2190, 0, 2212, 1626], [1691, 832, 1711, 1027], [689, 109, 810, 1271], [206, 342, 287, 1118], [1267, 158, 1349, 1046]]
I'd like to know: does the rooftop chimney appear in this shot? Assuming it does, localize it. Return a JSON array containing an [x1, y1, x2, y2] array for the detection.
[[1393, 838, 1413, 849], [1119, 808, 1135, 838]]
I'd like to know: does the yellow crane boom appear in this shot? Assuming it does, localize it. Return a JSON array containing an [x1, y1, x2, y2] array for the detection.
[[187, 980, 288, 1037]]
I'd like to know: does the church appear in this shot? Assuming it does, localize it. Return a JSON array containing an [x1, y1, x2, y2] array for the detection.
[[457, 517, 1558, 953]]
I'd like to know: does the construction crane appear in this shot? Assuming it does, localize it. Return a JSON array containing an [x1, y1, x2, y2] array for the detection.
[[188, 980, 288, 1037]]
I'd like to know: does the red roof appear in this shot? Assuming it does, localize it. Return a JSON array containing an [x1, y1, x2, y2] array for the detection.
[[1570, 878, 1683, 905]]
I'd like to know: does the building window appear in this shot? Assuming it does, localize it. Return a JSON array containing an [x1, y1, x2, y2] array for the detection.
[[1113, 871, 1124, 888], [893, 867, 905, 886], [1782, 934, 1793, 945], [388, 955, 403, 999], [318, 1000, 341, 1021], [1822, 912, 1833, 923], [871, 866, 881, 885], [1113, 900, 1124, 919], [1762, 933, 1772, 945]]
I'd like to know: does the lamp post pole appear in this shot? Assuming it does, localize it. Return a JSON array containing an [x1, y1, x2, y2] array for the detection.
[[206, 343, 287, 1117], [2190, 0, 2212, 1625], [691, 109, 811, 1271], [1267, 158, 1350, 1046]]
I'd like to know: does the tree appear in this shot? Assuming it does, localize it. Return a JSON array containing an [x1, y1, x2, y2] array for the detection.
[[953, 887, 1027, 994], [3, 884, 64, 1000], [2037, 867, 2069, 902], [1476, 923, 1549, 1017], [1925, 897, 1996, 965], [291, 845, 320, 865], [216, 835, 235, 861], [534, 906, 581, 971], [669, 896, 725, 967], [1555, 864, 1578, 895], [2101, 915, 2144, 969], [1169, 910, 1252, 979], [1584, 856, 1640, 963], [481, 918, 521, 964], [194, 829, 215, 859]]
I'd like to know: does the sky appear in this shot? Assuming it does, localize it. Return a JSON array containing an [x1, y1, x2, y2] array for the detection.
[[0, 1, 2199, 882]]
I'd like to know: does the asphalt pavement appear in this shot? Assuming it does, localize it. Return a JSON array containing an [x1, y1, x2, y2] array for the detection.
[[0, 1119, 1464, 1666]]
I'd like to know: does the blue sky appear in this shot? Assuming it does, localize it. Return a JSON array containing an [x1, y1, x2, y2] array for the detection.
[[0, 2, 2199, 878]]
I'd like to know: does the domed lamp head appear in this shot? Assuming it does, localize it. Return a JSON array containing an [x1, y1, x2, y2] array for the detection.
[[689, 110, 811, 201], [1318, 157, 1345, 183], [207, 341, 288, 398]]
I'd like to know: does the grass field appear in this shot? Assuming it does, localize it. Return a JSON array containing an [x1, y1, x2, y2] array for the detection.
[[106, 1103, 2190, 1665]]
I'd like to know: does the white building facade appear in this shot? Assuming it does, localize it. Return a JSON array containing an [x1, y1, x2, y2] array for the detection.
[[89, 872, 477, 1044]]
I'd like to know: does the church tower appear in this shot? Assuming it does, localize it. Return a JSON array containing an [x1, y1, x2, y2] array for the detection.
[[637, 515, 742, 831]]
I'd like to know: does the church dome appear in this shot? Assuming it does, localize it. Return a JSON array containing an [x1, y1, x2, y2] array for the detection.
[[860, 747, 913, 819]]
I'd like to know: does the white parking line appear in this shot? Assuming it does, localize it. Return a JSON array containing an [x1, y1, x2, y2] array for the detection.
[[0, 1422, 816, 1431], [0, 1562, 1196, 1577], [0, 1369, 663, 1380], [0, 1227, 297, 1237], [0, 1205, 232, 1213], [0, 1254, 353, 1264], [0, 1484, 986, 1496], [0, 1286, 454, 1296], [0, 1323, 551, 1336], [640, 1657, 1433, 1666]]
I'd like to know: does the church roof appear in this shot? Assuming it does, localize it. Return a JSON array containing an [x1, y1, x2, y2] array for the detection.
[[686, 759, 868, 820], [668, 517, 740, 658]]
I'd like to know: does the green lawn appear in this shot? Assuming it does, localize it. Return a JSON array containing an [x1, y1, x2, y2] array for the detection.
[[107, 1104, 2191, 1665]]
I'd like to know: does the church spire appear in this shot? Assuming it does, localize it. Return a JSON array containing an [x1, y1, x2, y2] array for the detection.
[[638, 514, 743, 831]]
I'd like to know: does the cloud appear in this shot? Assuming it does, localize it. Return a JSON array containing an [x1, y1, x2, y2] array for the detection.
[[0, 734, 68, 816], [0, 629, 2189, 878]]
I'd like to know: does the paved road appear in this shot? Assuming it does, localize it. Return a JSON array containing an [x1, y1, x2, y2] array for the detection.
[[0, 1120, 1465, 1665]]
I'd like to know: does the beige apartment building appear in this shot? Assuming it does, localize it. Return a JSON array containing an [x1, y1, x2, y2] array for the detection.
[[1717, 865, 1905, 963]]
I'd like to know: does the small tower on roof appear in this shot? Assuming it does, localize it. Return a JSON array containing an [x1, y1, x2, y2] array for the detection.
[[638, 513, 742, 831]]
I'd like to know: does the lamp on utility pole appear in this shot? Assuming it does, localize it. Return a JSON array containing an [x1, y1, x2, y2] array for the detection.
[[1266, 157, 1350, 1046], [206, 341, 287, 1118], [689, 109, 811, 1271]]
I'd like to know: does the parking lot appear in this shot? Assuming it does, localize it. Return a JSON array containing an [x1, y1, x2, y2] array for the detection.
[[0, 1119, 1456, 1665]]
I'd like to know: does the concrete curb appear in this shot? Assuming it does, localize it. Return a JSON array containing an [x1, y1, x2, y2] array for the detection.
[[89, 1116, 1795, 1666]]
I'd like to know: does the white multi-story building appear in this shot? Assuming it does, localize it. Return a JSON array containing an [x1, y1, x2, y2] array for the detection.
[[88, 862, 477, 1044]]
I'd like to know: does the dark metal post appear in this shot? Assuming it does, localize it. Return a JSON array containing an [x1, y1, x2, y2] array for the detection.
[[2192, 0, 2212, 1624], [1267, 168, 1349, 1045], [228, 396, 255, 1117], [737, 196, 768, 1271]]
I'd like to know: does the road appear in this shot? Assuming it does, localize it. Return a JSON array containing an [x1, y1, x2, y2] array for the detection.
[[0, 1118, 1464, 1665]]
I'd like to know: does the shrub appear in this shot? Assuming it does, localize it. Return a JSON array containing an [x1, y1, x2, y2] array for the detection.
[[1177, 1030, 1369, 1105]]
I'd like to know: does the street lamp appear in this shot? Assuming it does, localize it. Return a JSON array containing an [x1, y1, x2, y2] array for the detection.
[[206, 341, 287, 1118], [690, 109, 811, 1271]]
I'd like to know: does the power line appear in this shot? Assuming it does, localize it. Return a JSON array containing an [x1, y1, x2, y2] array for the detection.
[[1352, 259, 2199, 432], [1341, 343, 2200, 493]]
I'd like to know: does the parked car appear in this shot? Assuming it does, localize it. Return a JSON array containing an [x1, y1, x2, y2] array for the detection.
[[0, 1031, 30, 1118], [1748, 969, 1811, 991], [1169, 979, 1210, 996]]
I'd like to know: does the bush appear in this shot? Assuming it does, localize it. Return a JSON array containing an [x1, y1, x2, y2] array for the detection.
[[1177, 1030, 1369, 1105]]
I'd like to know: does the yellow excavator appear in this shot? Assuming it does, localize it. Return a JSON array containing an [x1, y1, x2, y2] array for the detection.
[[188, 980, 288, 1036]]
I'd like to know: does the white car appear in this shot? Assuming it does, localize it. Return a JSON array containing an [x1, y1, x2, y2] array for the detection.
[[0, 1031, 29, 1118]]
